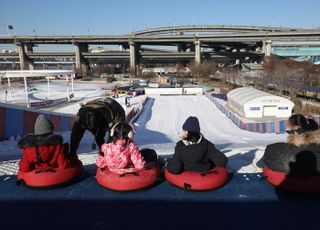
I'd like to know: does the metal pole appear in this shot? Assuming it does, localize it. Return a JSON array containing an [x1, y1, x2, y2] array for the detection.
[[71, 73, 74, 93], [7, 74, 12, 97], [66, 74, 70, 102], [23, 74, 30, 108], [47, 75, 50, 98]]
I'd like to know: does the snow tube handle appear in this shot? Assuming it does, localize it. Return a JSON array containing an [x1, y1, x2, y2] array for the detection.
[[16, 179, 25, 186], [260, 175, 268, 181], [119, 172, 140, 177], [200, 170, 218, 177], [184, 183, 192, 190], [34, 169, 57, 174]]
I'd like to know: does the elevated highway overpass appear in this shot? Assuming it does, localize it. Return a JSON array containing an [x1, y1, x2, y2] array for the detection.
[[1, 25, 319, 76]]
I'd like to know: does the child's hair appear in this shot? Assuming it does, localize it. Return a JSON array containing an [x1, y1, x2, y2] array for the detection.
[[184, 131, 201, 143], [109, 122, 134, 143], [288, 114, 319, 133]]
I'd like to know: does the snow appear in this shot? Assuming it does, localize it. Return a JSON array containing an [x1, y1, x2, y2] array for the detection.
[[0, 80, 146, 175], [0, 91, 287, 177], [133, 95, 286, 173]]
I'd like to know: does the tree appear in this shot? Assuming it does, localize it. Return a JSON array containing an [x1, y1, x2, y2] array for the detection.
[[187, 60, 217, 81], [175, 64, 190, 86], [140, 71, 157, 83]]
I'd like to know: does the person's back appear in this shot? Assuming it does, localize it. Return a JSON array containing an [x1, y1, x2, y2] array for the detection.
[[264, 129, 320, 177], [264, 114, 320, 177], [18, 115, 73, 172], [167, 116, 228, 174], [69, 98, 126, 155], [96, 122, 146, 174]]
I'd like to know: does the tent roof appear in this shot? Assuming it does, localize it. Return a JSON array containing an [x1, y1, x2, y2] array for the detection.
[[227, 87, 293, 106], [0, 70, 74, 78]]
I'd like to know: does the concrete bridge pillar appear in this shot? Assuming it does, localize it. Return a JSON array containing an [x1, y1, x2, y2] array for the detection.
[[129, 40, 138, 76], [26, 44, 34, 70], [17, 43, 33, 70], [194, 40, 201, 64], [263, 40, 272, 58], [74, 43, 89, 77]]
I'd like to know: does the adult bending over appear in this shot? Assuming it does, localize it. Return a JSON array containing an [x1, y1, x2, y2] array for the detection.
[[70, 98, 126, 155]]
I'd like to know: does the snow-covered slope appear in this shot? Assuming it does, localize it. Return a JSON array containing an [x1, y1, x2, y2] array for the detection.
[[133, 95, 286, 173], [0, 94, 287, 177]]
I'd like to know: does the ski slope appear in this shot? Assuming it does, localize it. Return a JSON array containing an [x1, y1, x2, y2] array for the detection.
[[133, 95, 287, 173], [0, 94, 287, 177]]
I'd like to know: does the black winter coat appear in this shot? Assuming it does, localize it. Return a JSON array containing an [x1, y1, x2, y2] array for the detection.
[[263, 130, 320, 177], [69, 98, 126, 154], [167, 136, 228, 174]]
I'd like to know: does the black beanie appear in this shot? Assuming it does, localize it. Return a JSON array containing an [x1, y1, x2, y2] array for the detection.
[[34, 114, 54, 135], [182, 116, 200, 133]]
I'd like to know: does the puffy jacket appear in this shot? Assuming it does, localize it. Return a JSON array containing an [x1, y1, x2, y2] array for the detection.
[[18, 134, 76, 172], [96, 139, 145, 174], [70, 98, 126, 154], [167, 136, 228, 174], [263, 130, 320, 177]]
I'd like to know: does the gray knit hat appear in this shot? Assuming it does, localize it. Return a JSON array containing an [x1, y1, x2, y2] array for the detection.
[[34, 114, 54, 135]]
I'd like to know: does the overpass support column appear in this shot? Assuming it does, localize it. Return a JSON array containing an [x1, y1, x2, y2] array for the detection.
[[17, 43, 32, 70], [74, 43, 89, 77], [194, 40, 201, 64], [26, 44, 34, 70], [129, 40, 138, 77], [263, 40, 272, 58]]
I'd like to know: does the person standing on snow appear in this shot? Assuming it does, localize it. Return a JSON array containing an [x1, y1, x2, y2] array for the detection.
[[167, 116, 228, 174]]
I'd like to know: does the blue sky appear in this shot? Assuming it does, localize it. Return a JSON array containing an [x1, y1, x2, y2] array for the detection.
[[1, 0, 320, 36]]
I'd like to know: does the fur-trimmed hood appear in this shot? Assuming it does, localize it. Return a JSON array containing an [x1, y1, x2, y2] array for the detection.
[[287, 130, 320, 147], [182, 134, 203, 146], [17, 134, 63, 149]]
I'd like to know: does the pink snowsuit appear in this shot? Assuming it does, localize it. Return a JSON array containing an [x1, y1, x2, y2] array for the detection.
[[96, 139, 146, 174]]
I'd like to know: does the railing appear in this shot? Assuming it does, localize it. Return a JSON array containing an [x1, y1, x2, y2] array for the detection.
[[0, 96, 150, 140], [0, 102, 75, 139], [205, 93, 320, 134], [204, 93, 288, 134]]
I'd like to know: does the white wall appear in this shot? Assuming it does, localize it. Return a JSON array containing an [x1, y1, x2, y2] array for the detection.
[[145, 87, 203, 95], [243, 102, 293, 118]]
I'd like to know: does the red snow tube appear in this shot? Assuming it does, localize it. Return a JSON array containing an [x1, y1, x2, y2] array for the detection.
[[96, 165, 161, 191], [17, 161, 84, 188], [263, 166, 320, 194], [165, 167, 228, 191]]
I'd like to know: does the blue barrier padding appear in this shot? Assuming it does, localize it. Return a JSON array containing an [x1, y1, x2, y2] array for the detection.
[[5, 108, 24, 137], [60, 116, 70, 132], [270, 122, 275, 133], [280, 120, 286, 133], [262, 123, 267, 133]]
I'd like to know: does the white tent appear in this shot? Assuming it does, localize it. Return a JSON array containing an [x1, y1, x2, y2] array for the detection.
[[227, 87, 294, 119], [0, 70, 75, 108]]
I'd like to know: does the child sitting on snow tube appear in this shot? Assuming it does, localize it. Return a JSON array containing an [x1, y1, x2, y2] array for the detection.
[[166, 116, 228, 191], [263, 114, 320, 193], [17, 114, 82, 188], [96, 122, 160, 191]]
